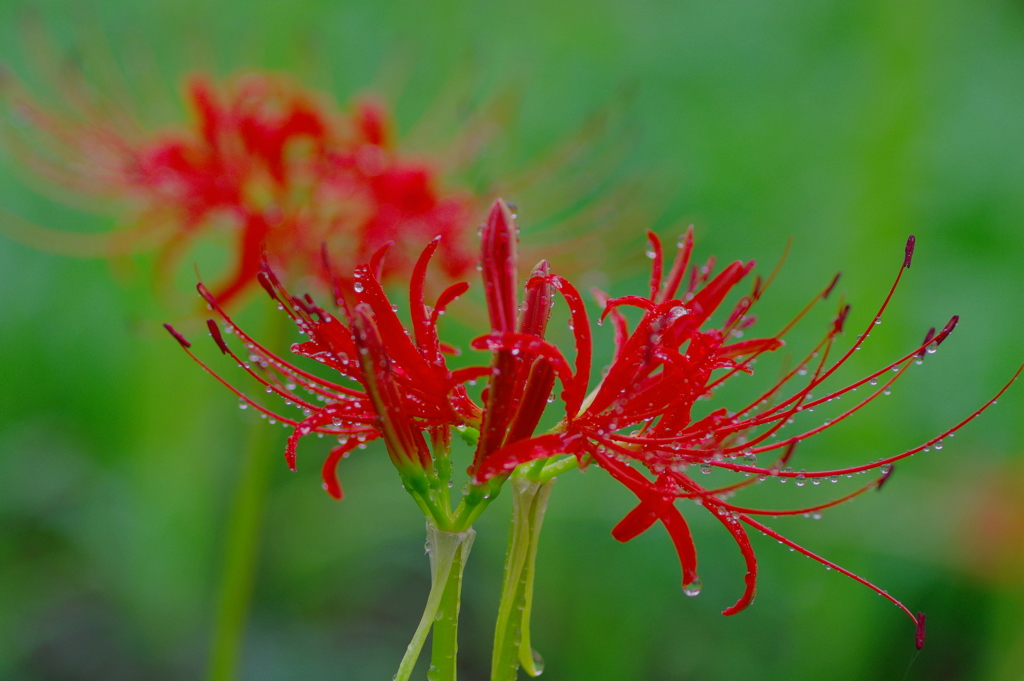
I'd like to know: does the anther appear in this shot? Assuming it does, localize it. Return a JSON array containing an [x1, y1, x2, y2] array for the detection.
[[823, 272, 841, 299], [916, 327, 936, 359], [163, 323, 191, 349], [257, 271, 280, 302], [903, 236, 916, 269], [833, 304, 851, 334], [936, 315, 959, 345], [207, 319, 230, 354], [876, 465, 894, 491]]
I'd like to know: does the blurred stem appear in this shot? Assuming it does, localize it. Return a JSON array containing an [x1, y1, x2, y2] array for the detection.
[[206, 311, 287, 681], [491, 477, 554, 681], [395, 520, 476, 681]]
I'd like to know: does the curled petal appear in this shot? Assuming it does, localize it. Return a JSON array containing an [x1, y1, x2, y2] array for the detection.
[[473, 433, 576, 482], [594, 450, 699, 591], [546, 275, 592, 418], [611, 502, 659, 542], [470, 332, 576, 394], [322, 438, 371, 500]]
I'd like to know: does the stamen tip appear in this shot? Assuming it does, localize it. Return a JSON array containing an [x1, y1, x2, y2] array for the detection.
[[163, 323, 191, 349], [937, 315, 959, 345], [206, 319, 230, 354], [877, 465, 894, 490], [904, 236, 916, 268], [256, 271, 278, 301], [823, 272, 841, 300]]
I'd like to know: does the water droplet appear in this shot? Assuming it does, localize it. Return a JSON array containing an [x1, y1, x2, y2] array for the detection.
[[529, 648, 546, 675], [353, 282, 365, 293], [668, 305, 688, 321], [683, 577, 702, 597]]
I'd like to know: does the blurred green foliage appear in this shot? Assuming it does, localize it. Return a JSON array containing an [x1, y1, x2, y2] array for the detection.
[[1, 0, 1023, 680]]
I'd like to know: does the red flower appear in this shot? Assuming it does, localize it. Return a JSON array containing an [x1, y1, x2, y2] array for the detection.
[[2, 72, 474, 305], [165, 231, 482, 501], [167, 198, 1018, 645], [470, 225, 1020, 648], [163, 199, 584, 530]]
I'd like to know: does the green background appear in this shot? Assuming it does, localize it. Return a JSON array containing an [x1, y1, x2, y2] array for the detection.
[[1, 1, 1022, 679]]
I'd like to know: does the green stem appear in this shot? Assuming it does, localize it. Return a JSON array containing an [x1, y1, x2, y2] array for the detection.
[[538, 455, 578, 482], [395, 520, 476, 681], [429, 524, 474, 681], [491, 477, 554, 681]]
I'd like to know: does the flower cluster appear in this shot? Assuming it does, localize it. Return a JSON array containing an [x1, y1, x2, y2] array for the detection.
[[166, 199, 1017, 646], [1, 72, 473, 304]]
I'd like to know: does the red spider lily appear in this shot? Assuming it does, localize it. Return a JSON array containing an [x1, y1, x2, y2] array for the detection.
[[1, 72, 474, 305], [471, 227, 1021, 648], [163, 199, 560, 527], [166, 196, 1017, 645], [164, 231, 481, 503]]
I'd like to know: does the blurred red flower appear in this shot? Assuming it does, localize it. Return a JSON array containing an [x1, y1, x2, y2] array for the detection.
[[2, 72, 474, 305]]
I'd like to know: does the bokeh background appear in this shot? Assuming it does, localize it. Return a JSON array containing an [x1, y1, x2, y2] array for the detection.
[[1, 1, 1023, 680]]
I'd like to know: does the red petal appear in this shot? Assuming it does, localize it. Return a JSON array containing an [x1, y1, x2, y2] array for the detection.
[[547, 275, 592, 418], [611, 502, 658, 542], [322, 438, 366, 500], [473, 433, 574, 482], [481, 199, 519, 333], [657, 226, 694, 303]]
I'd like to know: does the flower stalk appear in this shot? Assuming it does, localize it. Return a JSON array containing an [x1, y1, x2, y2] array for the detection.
[[394, 520, 476, 681], [491, 475, 554, 681]]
